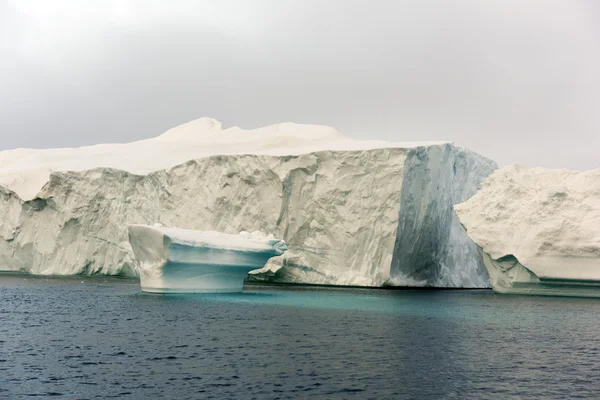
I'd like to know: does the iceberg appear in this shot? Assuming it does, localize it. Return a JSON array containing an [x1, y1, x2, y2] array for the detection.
[[128, 225, 287, 293], [0, 118, 496, 287], [455, 164, 600, 297]]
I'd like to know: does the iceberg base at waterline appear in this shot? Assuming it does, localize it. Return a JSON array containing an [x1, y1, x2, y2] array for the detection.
[[478, 250, 600, 298], [128, 225, 287, 293]]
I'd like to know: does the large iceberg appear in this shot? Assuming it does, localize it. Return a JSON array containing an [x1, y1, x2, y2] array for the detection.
[[455, 164, 600, 297], [128, 225, 287, 293], [0, 118, 496, 287]]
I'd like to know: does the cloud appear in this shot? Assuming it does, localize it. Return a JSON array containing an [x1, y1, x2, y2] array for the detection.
[[0, 0, 599, 169]]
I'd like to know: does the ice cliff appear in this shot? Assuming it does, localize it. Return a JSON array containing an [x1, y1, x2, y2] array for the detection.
[[128, 225, 286, 293], [455, 165, 600, 296], [0, 118, 496, 287]]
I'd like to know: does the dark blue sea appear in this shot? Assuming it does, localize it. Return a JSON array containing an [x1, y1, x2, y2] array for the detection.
[[2, 274, 600, 399]]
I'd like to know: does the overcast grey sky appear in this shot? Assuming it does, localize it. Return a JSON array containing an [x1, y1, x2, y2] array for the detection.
[[1, 0, 598, 169]]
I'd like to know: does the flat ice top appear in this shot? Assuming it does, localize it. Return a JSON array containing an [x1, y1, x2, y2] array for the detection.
[[130, 224, 287, 254], [0, 117, 447, 200], [455, 164, 600, 280]]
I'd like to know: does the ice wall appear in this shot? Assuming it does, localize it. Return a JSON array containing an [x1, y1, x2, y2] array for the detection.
[[0, 119, 496, 287], [373, 146, 493, 287]]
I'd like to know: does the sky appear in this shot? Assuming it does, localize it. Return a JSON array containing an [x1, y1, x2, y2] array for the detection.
[[0, 0, 599, 169]]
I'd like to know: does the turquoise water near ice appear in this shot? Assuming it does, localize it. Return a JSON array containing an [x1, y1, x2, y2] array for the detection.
[[2, 273, 600, 399]]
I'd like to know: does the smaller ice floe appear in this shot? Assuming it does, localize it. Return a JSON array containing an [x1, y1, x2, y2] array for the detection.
[[455, 164, 600, 297], [128, 224, 287, 293]]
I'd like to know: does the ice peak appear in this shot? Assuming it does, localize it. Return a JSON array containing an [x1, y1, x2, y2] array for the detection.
[[157, 117, 223, 141]]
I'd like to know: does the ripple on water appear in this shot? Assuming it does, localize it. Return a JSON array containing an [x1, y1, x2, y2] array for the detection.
[[1, 275, 600, 399]]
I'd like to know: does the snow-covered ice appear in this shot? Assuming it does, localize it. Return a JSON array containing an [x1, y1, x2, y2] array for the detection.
[[0, 118, 496, 287], [455, 164, 600, 297], [0, 117, 442, 201], [128, 225, 286, 293]]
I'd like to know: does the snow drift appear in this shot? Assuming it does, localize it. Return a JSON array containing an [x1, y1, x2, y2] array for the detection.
[[0, 118, 496, 287], [455, 164, 600, 296]]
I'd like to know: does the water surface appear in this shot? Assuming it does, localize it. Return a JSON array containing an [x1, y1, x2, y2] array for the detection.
[[1, 274, 600, 399]]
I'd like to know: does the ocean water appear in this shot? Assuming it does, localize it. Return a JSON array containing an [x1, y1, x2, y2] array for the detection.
[[1, 274, 600, 399]]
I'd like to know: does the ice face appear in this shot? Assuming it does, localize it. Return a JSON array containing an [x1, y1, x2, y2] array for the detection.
[[128, 225, 287, 293], [0, 118, 496, 288], [455, 164, 600, 296], [392, 146, 496, 287]]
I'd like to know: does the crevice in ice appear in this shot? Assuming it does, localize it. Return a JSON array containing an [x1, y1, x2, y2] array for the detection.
[[390, 145, 454, 285], [87, 235, 131, 252]]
